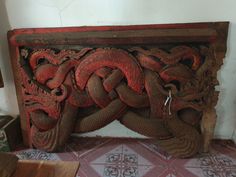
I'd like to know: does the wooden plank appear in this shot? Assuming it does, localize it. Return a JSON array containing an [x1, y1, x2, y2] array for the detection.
[[8, 22, 229, 47], [0, 153, 19, 177], [12, 160, 79, 177], [12, 28, 217, 46]]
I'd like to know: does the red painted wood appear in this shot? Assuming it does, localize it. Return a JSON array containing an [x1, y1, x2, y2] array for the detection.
[[7, 22, 229, 158]]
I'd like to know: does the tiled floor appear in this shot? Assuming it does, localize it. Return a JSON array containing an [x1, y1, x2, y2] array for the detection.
[[15, 138, 236, 177]]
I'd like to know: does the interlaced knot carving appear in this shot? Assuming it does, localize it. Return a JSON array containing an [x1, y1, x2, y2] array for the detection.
[[20, 46, 211, 157]]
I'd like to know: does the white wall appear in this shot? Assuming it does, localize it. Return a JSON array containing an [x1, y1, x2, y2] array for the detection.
[[1, 0, 236, 140]]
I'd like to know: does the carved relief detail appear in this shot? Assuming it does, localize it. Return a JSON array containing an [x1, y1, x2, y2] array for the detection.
[[20, 46, 214, 157]]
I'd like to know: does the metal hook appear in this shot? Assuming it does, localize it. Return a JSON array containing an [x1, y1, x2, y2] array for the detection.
[[164, 90, 172, 115]]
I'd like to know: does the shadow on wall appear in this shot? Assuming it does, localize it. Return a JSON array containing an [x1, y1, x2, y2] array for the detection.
[[0, 0, 19, 115]]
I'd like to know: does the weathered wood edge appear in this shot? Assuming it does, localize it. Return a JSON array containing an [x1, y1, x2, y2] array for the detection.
[[8, 22, 229, 46], [201, 22, 229, 152]]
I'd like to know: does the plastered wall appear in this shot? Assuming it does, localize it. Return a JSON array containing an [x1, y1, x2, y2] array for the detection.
[[0, 0, 236, 141]]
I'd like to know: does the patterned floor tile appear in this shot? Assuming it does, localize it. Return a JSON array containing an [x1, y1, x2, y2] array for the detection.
[[90, 144, 154, 177], [77, 139, 167, 177], [58, 137, 112, 161], [13, 138, 236, 177], [15, 149, 61, 160], [138, 139, 172, 160], [184, 151, 236, 177]]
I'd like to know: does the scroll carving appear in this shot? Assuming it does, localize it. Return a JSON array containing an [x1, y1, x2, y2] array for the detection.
[[8, 22, 229, 158], [19, 46, 213, 157]]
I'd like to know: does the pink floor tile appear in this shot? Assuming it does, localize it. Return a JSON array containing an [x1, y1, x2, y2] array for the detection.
[[14, 138, 236, 177]]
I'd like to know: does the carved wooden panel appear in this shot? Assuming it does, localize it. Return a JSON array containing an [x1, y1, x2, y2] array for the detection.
[[8, 22, 229, 158]]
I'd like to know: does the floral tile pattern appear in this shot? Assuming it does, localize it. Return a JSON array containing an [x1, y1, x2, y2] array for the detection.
[[15, 149, 60, 160], [14, 138, 236, 177], [185, 152, 236, 177], [90, 144, 154, 177]]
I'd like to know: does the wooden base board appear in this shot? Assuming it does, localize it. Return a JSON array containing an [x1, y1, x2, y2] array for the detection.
[[0, 153, 80, 177]]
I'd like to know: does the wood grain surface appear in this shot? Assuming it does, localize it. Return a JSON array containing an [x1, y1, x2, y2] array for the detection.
[[0, 153, 19, 177], [12, 160, 80, 177]]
